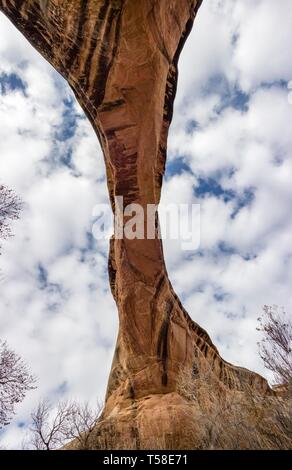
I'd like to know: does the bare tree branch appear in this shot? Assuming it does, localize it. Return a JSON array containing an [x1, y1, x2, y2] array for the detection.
[[0, 340, 36, 428], [27, 400, 101, 450], [257, 305, 292, 386], [0, 185, 22, 245]]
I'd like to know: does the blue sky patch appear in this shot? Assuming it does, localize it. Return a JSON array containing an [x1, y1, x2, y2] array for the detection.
[[17, 421, 26, 429], [37, 263, 48, 289], [166, 157, 192, 177], [55, 97, 77, 142], [218, 241, 237, 256], [79, 232, 98, 262], [186, 119, 198, 134], [0, 72, 26, 95], [194, 176, 235, 202], [231, 187, 255, 218], [213, 288, 230, 302], [201, 74, 249, 113], [259, 79, 288, 91]]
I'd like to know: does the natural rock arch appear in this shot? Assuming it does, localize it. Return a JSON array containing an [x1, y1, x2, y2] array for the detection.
[[0, 0, 271, 447]]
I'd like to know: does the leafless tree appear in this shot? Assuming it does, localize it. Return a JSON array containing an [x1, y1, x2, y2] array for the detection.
[[28, 400, 73, 450], [257, 305, 292, 386], [66, 401, 102, 449], [27, 400, 101, 450], [0, 184, 22, 245], [0, 340, 35, 428], [0, 186, 33, 431], [0, 184, 22, 283]]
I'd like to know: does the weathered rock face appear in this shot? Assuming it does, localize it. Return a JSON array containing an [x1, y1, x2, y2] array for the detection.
[[0, 0, 272, 447]]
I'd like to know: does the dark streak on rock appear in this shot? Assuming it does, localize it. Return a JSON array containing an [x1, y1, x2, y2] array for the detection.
[[83, 0, 111, 91], [154, 274, 165, 301], [194, 0, 204, 16], [203, 343, 208, 357], [108, 237, 117, 299], [129, 383, 135, 400], [10, 0, 23, 13], [159, 144, 167, 163], [64, 0, 87, 71], [106, 123, 135, 140], [100, 98, 126, 112], [160, 10, 196, 130], [163, 65, 177, 125], [128, 381, 141, 449], [219, 361, 224, 381], [150, 273, 166, 343], [4, 0, 53, 67], [115, 152, 138, 207], [91, 1, 124, 109], [157, 299, 174, 386]]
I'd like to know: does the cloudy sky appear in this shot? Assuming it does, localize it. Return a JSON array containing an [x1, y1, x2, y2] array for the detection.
[[1, 0, 292, 449]]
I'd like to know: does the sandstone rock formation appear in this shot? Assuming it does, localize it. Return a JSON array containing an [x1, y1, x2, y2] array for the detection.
[[0, 0, 272, 448]]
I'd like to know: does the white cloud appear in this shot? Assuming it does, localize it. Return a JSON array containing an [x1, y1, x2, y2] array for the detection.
[[232, 0, 292, 91], [0, 12, 116, 449], [1, 0, 292, 449], [163, 0, 292, 384], [175, 0, 235, 106]]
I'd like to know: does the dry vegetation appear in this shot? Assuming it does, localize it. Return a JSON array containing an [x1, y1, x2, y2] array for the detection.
[[22, 306, 292, 450], [176, 305, 292, 450], [177, 365, 291, 449]]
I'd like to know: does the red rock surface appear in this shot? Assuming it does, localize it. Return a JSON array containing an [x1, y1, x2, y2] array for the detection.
[[0, 0, 272, 448]]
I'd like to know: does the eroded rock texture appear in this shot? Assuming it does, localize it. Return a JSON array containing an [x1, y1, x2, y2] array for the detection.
[[0, 0, 272, 447]]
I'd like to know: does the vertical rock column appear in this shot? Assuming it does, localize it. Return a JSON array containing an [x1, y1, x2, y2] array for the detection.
[[97, 0, 205, 408]]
